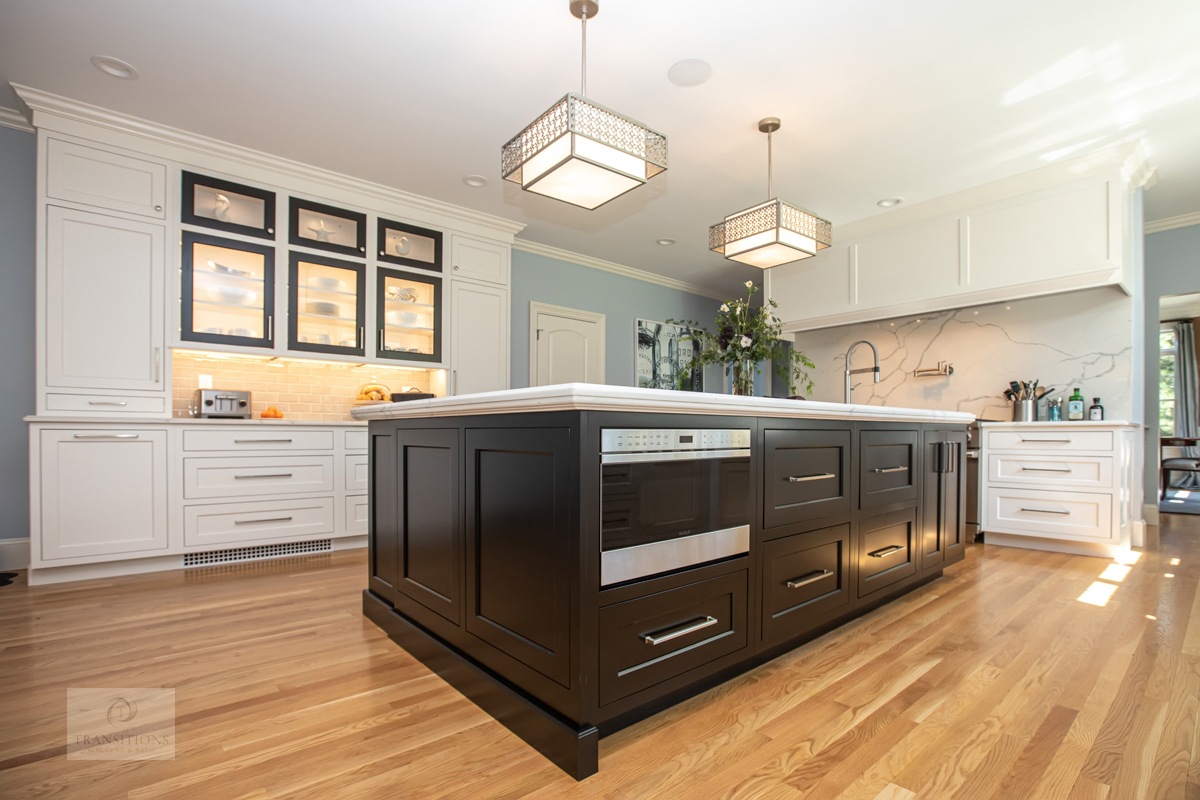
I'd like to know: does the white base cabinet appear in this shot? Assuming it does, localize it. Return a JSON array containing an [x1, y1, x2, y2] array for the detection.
[[980, 421, 1138, 557]]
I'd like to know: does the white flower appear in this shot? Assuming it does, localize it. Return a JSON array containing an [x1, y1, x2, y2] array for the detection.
[[744, 281, 754, 289], [720, 304, 729, 312], [740, 335, 752, 348]]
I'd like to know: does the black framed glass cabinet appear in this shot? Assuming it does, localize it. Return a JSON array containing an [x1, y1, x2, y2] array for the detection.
[[289, 197, 367, 257], [377, 217, 442, 272], [376, 268, 441, 362], [181, 231, 276, 348], [181, 171, 276, 240], [288, 251, 367, 356]]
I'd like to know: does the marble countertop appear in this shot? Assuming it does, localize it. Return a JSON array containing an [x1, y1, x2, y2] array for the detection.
[[978, 420, 1137, 428], [25, 416, 367, 426], [350, 384, 975, 424]]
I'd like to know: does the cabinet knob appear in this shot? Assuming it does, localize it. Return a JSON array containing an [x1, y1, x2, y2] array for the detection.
[[454, 265, 459, 270], [154, 205, 163, 212], [268, 228, 274, 234]]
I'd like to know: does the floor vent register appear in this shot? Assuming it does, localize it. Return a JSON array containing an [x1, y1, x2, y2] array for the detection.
[[183, 539, 334, 567]]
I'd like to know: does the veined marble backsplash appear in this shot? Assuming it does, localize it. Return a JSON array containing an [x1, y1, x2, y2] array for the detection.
[[791, 286, 1133, 420]]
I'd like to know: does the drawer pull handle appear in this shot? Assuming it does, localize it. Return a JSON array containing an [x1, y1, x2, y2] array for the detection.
[[88, 400, 128, 406], [642, 615, 719, 646], [787, 569, 834, 589], [868, 545, 905, 558], [1020, 438, 1072, 443], [233, 473, 294, 479], [233, 439, 294, 444], [234, 516, 294, 525], [73, 433, 139, 439], [1020, 507, 1072, 515], [1019, 466, 1072, 473], [789, 473, 835, 482], [872, 466, 908, 474]]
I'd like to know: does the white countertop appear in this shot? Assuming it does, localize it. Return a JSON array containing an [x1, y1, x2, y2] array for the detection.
[[25, 416, 367, 426], [978, 420, 1137, 428], [350, 384, 975, 424]]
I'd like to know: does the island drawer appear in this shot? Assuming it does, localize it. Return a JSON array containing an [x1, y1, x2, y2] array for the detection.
[[183, 497, 334, 547], [45, 393, 166, 415], [859, 430, 918, 510], [984, 487, 1112, 541], [987, 453, 1113, 489], [763, 429, 851, 529], [183, 455, 335, 499], [598, 569, 747, 706], [182, 429, 334, 452], [986, 429, 1113, 452], [761, 523, 851, 645], [857, 507, 917, 598]]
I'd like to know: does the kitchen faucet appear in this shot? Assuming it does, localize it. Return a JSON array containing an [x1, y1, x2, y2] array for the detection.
[[844, 339, 880, 404]]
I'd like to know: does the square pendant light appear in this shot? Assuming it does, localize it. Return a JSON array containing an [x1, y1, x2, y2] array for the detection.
[[709, 198, 832, 269], [502, 93, 668, 210]]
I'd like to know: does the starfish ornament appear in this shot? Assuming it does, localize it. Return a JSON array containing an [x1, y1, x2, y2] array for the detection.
[[308, 220, 335, 243]]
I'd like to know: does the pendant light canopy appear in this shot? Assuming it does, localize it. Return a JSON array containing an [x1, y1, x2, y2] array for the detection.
[[501, 1, 667, 210], [709, 118, 831, 269]]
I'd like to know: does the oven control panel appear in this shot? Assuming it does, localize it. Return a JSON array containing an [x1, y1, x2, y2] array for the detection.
[[601, 428, 751, 453]]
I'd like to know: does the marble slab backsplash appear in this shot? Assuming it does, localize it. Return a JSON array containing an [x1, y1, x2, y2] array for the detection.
[[791, 286, 1133, 421]]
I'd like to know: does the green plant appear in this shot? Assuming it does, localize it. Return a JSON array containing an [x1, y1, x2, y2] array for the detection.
[[667, 281, 815, 397]]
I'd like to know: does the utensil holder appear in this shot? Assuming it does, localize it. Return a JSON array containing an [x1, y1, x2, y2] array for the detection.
[[1013, 399, 1038, 422]]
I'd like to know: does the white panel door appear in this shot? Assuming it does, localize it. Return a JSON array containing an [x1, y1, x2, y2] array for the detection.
[[45, 206, 165, 392], [450, 279, 509, 395], [450, 235, 509, 285], [46, 139, 167, 219], [40, 430, 168, 560], [532, 304, 605, 387]]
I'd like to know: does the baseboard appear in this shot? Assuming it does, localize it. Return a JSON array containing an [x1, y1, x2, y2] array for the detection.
[[1132, 519, 1147, 548], [0, 538, 30, 571], [986, 532, 1124, 559], [1143, 504, 1161, 526]]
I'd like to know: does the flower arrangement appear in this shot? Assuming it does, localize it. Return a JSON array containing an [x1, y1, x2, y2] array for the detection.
[[668, 281, 815, 397]]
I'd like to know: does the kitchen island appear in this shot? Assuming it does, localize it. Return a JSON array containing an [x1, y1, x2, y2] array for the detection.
[[353, 384, 973, 779]]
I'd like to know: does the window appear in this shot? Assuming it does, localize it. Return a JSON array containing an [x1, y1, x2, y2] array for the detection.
[[1161, 327, 1177, 437]]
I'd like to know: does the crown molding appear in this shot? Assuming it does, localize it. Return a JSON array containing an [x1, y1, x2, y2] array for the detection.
[[10, 84, 526, 240], [0, 106, 34, 133], [512, 239, 726, 300], [1145, 211, 1200, 234]]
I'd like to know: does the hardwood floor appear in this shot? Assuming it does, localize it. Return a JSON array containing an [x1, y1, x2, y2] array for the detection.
[[3, 519, 1200, 799]]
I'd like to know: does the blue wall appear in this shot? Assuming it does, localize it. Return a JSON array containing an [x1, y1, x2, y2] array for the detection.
[[0, 125, 36, 541], [510, 249, 729, 391]]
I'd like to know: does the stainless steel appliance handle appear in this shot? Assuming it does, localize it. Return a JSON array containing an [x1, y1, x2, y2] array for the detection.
[[602, 448, 751, 465], [88, 401, 128, 406], [868, 545, 905, 558], [872, 466, 908, 474], [966, 450, 980, 459], [234, 438, 293, 444], [1020, 437, 1071, 443], [787, 569, 833, 589], [234, 516, 294, 525], [788, 473, 835, 483], [1020, 507, 1071, 515], [1020, 466, 1072, 473], [641, 616, 718, 646], [234, 473, 294, 479], [73, 433, 139, 440]]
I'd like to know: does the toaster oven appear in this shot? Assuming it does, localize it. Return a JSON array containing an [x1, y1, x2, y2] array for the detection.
[[189, 389, 252, 419]]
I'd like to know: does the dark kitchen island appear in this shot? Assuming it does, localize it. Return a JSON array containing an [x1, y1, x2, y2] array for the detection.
[[352, 384, 972, 779]]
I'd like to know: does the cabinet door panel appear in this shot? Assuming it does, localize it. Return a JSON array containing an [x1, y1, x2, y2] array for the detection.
[[856, 218, 960, 308], [46, 207, 165, 391], [859, 430, 918, 510], [761, 524, 852, 646], [943, 434, 967, 565], [451, 235, 509, 284], [451, 280, 509, 395], [466, 428, 572, 688], [46, 139, 166, 218], [369, 431, 398, 601], [763, 429, 851, 529], [857, 507, 917, 598], [398, 429, 462, 624]]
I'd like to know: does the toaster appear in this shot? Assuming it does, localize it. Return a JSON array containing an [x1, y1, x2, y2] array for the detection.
[[190, 389, 252, 419]]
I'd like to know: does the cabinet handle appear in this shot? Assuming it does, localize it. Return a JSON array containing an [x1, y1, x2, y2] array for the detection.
[[268, 316, 273, 341], [1019, 466, 1072, 473], [73, 433, 139, 439], [233, 473, 294, 479], [359, 326, 364, 348], [872, 466, 908, 474], [868, 545, 905, 558], [787, 569, 834, 589], [788, 473, 835, 482], [966, 451, 980, 459], [233, 438, 293, 444], [88, 401, 128, 406], [379, 329, 384, 352], [452, 369, 457, 396], [1020, 438, 1071, 443], [234, 516, 294, 525], [154, 347, 161, 383], [641, 616, 719, 645], [1019, 507, 1071, 515]]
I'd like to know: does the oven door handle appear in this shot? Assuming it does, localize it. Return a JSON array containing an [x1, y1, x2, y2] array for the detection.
[[602, 448, 750, 464]]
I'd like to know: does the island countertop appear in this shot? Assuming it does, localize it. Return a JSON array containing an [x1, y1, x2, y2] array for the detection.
[[350, 383, 975, 424]]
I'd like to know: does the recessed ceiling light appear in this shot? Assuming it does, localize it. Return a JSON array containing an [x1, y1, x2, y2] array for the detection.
[[463, 175, 489, 188], [668, 58, 713, 88], [877, 197, 903, 208], [90, 55, 139, 80], [656, 238, 676, 246]]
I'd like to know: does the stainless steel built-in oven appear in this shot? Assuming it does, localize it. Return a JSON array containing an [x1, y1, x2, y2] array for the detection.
[[600, 428, 752, 586]]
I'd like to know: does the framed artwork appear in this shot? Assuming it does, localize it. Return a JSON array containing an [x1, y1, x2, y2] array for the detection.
[[636, 319, 704, 391]]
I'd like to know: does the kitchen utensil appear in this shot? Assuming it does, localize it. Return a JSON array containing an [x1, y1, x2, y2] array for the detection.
[[305, 300, 340, 317], [1003, 389, 1015, 401], [207, 259, 249, 277], [1036, 387, 1054, 402], [1010, 381, 1022, 399], [308, 276, 346, 291], [206, 285, 258, 306], [1013, 398, 1038, 422]]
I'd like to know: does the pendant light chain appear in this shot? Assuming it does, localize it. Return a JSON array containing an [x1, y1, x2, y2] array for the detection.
[[580, 8, 587, 97], [767, 129, 773, 200]]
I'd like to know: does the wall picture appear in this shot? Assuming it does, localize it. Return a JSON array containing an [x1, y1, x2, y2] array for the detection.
[[637, 319, 704, 391]]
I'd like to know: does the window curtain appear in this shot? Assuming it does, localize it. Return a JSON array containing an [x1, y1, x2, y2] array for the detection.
[[1174, 321, 1200, 488]]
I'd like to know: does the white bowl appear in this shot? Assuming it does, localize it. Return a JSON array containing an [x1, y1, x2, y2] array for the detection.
[[228, 327, 257, 338], [206, 285, 258, 306], [308, 276, 345, 291], [306, 300, 340, 317], [313, 333, 333, 345], [386, 310, 421, 327]]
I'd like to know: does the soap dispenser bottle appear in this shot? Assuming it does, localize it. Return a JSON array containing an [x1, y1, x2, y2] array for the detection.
[[1067, 388, 1085, 421], [1089, 397, 1105, 421]]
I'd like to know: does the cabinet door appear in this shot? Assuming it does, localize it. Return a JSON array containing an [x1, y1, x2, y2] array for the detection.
[[369, 430, 398, 602], [46, 207, 165, 392], [450, 235, 509, 284], [859, 429, 918, 510], [46, 139, 166, 219], [181, 231, 275, 349], [763, 429, 851, 529], [857, 507, 918, 599], [398, 429, 462, 625], [450, 280, 509, 395], [761, 524, 852, 646], [920, 431, 967, 571], [40, 430, 168, 561], [289, 251, 366, 356], [466, 428, 572, 688], [377, 268, 442, 363]]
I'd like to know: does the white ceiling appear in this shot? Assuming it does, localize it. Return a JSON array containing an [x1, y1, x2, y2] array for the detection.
[[2, 0, 1199, 296], [1161, 292, 1200, 321]]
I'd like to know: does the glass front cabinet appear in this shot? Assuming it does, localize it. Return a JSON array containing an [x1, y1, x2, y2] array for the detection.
[[376, 268, 442, 362], [289, 251, 367, 356], [181, 231, 276, 348]]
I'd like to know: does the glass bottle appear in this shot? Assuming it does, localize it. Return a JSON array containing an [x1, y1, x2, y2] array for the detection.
[[1089, 397, 1104, 421], [1067, 388, 1085, 421], [1047, 398, 1063, 421]]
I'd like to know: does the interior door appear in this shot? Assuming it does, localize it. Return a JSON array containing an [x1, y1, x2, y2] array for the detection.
[[532, 305, 605, 387]]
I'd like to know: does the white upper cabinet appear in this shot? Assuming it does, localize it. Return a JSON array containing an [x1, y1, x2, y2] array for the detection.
[[45, 206, 165, 393], [46, 138, 167, 219], [450, 279, 509, 395], [450, 235, 510, 285]]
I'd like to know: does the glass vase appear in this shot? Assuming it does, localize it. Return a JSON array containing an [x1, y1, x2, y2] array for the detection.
[[730, 359, 755, 396]]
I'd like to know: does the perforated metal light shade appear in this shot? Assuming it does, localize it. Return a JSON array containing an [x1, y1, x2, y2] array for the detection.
[[502, 93, 668, 210], [709, 198, 832, 269]]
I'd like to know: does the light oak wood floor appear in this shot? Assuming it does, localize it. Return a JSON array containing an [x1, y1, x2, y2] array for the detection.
[[4, 517, 1200, 799]]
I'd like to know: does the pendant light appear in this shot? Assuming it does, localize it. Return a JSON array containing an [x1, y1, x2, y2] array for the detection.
[[709, 118, 832, 269], [501, 0, 668, 210]]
